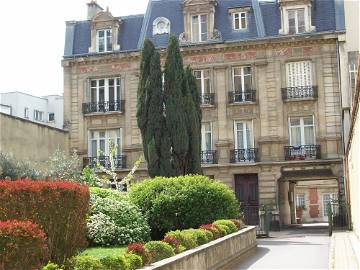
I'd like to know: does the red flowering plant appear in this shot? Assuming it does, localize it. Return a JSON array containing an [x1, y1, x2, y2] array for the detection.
[[127, 242, 150, 265], [162, 236, 182, 254], [0, 220, 49, 270], [200, 224, 221, 239]]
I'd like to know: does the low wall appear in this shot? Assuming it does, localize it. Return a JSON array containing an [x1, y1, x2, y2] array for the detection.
[[0, 113, 69, 162], [142, 226, 257, 270]]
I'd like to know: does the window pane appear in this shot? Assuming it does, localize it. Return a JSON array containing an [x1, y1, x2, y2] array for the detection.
[[237, 123, 244, 149], [99, 139, 105, 156], [201, 15, 207, 41], [234, 76, 242, 92], [192, 16, 199, 42], [303, 117, 313, 126], [244, 74, 252, 91], [290, 119, 300, 126], [205, 133, 212, 150], [109, 79, 115, 102], [98, 30, 104, 38], [246, 123, 253, 148], [91, 140, 97, 157], [106, 29, 112, 51], [290, 126, 302, 146], [288, 10, 296, 34], [304, 126, 314, 145], [297, 9, 305, 33], [204, 77, 211, 94], [234, 13, 240, 29], [240, 13, 246, 29]]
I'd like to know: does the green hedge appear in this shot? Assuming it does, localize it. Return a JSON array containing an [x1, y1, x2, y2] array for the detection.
[[129, 175, 239, 238], [144, 241, 175, 264]]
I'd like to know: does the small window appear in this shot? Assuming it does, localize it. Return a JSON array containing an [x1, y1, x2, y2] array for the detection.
[[233, 12, 247, 30], [24, 107, 29, 119], [96, 29, 112, 52], [48, 113, 55, 122], [34, 110, 44, 122], [296, 194, 305, 208], [287, 9, 305, 34], [153, 17, 170, 35]]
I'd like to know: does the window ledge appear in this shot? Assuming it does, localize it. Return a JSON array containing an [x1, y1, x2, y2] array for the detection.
[[84, 111, 125, 117], [228, 101, 257, 106]]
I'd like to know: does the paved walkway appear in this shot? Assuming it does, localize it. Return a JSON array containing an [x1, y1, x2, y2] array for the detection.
[[329, 231, 359, 269], [229, 225, 331, 269]]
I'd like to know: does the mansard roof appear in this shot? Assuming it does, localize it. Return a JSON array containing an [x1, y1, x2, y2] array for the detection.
[[64, 0, 345, 57]]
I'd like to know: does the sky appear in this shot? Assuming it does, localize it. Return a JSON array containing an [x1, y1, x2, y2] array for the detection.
[[0, 0, 148, 97]]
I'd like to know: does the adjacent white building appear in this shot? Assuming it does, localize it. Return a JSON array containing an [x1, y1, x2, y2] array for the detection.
[[0, 92, 64, 129]]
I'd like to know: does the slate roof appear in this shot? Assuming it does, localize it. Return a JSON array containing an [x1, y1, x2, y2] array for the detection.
[[64, 0, 345, 57]]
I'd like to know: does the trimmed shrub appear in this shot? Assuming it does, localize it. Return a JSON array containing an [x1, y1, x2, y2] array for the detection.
[[90, 187, 128, 201], [0, 220, 49, 270], [0, 180, 89, 264], [213, 224, 227, 237], [162, 236, 182, 254], [125, 253, 143, 270], [144, 241, 175, 263], [213, 220, 238, 234], [200, 224, 221, 239], [129, 175, 239, 238], [89, 196, 150, 245], [127, 243, 150, 265], [201, 229, 214, 241], [181, 229, 210, 245], [100, 256, 129, 270], [69, 256, 104, 270], [165, 230, 197, 250], [87, 213, 118, 246], [41, 262, 64, 270], [231, 219, 244, 230]]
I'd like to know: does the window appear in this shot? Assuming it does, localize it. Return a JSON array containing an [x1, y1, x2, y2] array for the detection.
[[89, 129, 122, 158], [286, 61, 312, 87], [153, 17, 170, 35], [194, 70, 211, 95], [90, 77, 121, 103], [349, 63, 358, 103], [323, 193, 337, 216], [24, 107, 29, 119], [233, 12, 247, 30], [201, 122, 213, 151], [287, 9, 305, 34], [289, 116, 315, 146], [48, 113, 55, 122], [191, 14, 207, 42], [296, 194, 305, 208], [234, 121, 253, 149], [34, 110, 44, 121], [96, 29, 112, 52]]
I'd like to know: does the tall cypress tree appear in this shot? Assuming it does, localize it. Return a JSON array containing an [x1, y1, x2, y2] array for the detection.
[[164, 36, 189, 175]]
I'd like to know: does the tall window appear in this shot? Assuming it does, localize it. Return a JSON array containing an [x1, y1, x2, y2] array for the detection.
[[323, 193, 337, 216], [234, 121, 253, 149], [286, 61, 312, 87], [296, 194, 305, 208], [289, 116, 315, 146], [194, 70, 211, 95], [287, 9, 305, 34], [34, 110, 44, 121], [233, 66, 252, 92], [201, 122, 213, 151], [24, 107, 29, 119], [349, 63, 358, 103], [89, 129, 122, 158], [90, 77, 121, 103], [191, 14, 207, 42], [233, 12, 247, 30], [97, 29, 112, 52]]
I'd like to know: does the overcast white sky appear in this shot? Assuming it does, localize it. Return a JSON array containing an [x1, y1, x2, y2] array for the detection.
[[0, 0, 148, 97]]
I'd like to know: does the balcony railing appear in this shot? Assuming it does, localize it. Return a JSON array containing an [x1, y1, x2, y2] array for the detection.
[[83, 155, 127, 169], [230, 148, 257, 163], [201, 150, 218, 164], [200, 93, 215, 106], [228, 90, 256, 103], [281, 86, 318, 100], [83, 100, 125, 114], [284, 145, 321, 161]]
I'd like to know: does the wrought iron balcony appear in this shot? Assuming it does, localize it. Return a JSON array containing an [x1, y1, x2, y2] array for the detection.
[[281, 86, 318, 100], [201, 150, 218, 164], [83, 155, 127, 169], [82, 100, 125, 114], [200, 93, 215, 106], [284, 145, 321, 161], [228, 90, 256, 104], [230, 148, 257, 163]]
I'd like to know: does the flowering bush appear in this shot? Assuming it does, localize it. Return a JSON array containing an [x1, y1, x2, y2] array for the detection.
[[162, 236, 183, 254], [0, 220, 49, 270], [200, 224, 221, 239], [89, 195, 150, 245], [0, 180, 89, 263], [144, 241, 175, 264], [127, 243, 150, 265]]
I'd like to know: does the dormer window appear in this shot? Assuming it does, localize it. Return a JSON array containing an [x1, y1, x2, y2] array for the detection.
[[288, 9, 305, 34], [97, 29, 112, 52], [233, 12, 247, 30], [153, 17, 170, 35], [191, 14, 208, 42]]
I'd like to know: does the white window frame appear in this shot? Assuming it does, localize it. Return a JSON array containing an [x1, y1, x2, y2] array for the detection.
[[90, 77, 121, 103], [24, 107, 29, 119], [34, 110, 44, 122], [191, 14, 208, 42], [88, 128, 123, 158], [234, 120, 254, 150], [288, 116, 315, 146], [233, 12, 247, 30], [287, 8, 305, 34], [296, 194, 305, 208], [96, 28, 112, 53], [201, 122, 213, 151], [286, 61, 313, 87], [194, 70, 211, 95]]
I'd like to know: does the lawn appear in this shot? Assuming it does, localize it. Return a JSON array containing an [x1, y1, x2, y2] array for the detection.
[[80, 246, 126, 258]]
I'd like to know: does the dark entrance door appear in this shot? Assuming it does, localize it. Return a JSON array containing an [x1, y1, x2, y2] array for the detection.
[[235, 174, 259, 225]]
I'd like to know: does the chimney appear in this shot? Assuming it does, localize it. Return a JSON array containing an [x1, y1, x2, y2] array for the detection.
[[87, 0, 103, 20]]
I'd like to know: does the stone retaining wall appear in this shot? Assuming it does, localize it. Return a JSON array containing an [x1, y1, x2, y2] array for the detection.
[[142, 226, 257, 270]]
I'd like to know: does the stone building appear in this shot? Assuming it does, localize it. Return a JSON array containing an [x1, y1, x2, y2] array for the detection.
[[63, 0, 345, 226]]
